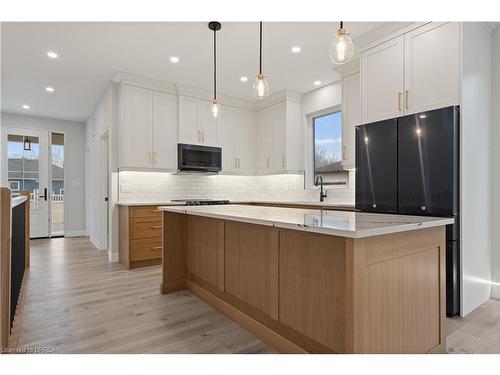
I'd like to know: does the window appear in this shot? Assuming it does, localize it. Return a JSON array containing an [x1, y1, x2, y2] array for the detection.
[[51, 133, 65, 235], [313, 111, 343, 183]]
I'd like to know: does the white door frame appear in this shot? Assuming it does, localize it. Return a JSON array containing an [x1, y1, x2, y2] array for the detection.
[[1, 126, 50, 238]]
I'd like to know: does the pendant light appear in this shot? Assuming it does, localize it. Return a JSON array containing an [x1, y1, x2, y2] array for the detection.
[[329, 21, 354, 65], [252, 21, 270, 100], [208, 21, 222, 118]]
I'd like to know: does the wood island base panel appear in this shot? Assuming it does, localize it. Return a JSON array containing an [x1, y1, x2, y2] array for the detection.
[[160, 210, 447, 354]]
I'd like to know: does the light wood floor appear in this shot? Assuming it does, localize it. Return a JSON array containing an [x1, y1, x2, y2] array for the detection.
[[17, 237, 500, 354], [17, 237, 275, 354]]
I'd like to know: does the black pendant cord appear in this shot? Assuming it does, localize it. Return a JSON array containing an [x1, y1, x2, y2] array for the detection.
[[259, 21, 263, 75], [213, 27, 217, 101]]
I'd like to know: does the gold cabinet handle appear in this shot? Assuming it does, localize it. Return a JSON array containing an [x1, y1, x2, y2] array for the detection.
[[152, 151, 157, 164], [405, 90, 409, 110], [151, 246, 162, 250], [282, 155, 285, 168], [237, 158, 240, 169], [152, 209, 161, 213], [202, 131, 205, 142], [152, 225, 162, 229], [266, 157, 270, 168], [398, 92, 402, 111]]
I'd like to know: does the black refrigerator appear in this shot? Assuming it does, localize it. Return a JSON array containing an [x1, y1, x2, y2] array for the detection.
[[355, 106, 460, 316]]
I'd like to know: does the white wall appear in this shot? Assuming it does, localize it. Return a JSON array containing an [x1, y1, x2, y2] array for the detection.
[[460, 23, 494, 315], [491, 25, 500, 299], [0, 112, 86, 235], [300, 81, 355, 202], [85, 83, 117, 257]]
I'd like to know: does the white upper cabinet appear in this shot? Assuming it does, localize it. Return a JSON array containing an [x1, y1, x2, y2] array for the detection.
[[341, 72, 360, 170], [217, 106, 256, 174], [360, 22, 460, 124], [178, 95, 218, 146], [217, 106, 236, 172], [233, 108, 256, 174], [151, 91, 177, 170], [118, 84, 177, 170], [120, 85, 152, 168], [178, 96, 199, 145], [361, 36, 405, 124], [404, 22, 460, 114], [256, 98, 302, 174]]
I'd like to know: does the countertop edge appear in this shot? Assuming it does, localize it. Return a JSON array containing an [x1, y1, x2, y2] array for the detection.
[[159, 206, 454, 238]]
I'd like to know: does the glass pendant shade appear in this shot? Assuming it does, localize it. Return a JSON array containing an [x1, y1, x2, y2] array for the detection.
[[252, 73, 270, 100], [329, 27, 354, 65], [211, 99, 221, 118]]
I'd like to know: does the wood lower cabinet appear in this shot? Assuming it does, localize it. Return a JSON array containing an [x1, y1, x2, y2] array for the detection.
[[161, 212, 446, 354], [224, 221, 278, 318], [119, 205, 163, 269]]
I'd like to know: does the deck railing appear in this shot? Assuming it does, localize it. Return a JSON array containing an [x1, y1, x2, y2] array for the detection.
[[29, 191, 64, 233]]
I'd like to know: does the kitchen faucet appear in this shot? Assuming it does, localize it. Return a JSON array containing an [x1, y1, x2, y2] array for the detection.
[[315, 175, 328, 202]]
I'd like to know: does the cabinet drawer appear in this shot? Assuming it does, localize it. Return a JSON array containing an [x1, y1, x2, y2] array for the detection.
[[130, 219, 163, 239], [130, 238, 163, 261], [130, 206, 162, 219]]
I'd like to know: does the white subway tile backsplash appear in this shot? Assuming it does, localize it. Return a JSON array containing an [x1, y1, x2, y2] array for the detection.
[[118, 171, 355, 205]]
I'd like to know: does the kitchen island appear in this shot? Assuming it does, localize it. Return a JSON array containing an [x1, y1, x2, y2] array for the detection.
[[159, 204, 453, 354]]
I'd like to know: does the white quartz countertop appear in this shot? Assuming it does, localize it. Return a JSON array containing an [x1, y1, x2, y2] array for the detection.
[[159, 204, 454, 239]]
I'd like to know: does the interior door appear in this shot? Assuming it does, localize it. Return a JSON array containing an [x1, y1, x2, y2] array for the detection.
[[2, 127, 50, 238]]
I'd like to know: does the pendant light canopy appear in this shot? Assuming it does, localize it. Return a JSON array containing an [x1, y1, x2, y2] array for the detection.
[[252, 22, 270, 100], [329, 21, 354, 65], [208, 21, 222, 118]]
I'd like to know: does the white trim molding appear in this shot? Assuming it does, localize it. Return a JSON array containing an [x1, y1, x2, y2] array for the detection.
[[65, 230, 88, 237]]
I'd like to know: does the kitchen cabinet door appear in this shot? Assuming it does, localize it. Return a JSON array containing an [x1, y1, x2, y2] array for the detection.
[[151, 91, 177, 170], [404, 22, 460, 114], [234, 108, 256, 174], [198, 100, 218, 146], [217, 106, 236, 172], [121, 85, 152, 168], [341, 72, 360, 169], [361, 36, 404, 124], [178, 96, 201, 145], [270, 103, 287, 171], [256, 106, 272, 172]]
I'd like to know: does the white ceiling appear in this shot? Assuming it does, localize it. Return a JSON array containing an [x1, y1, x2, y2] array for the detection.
[[1, 22, 385, 122]]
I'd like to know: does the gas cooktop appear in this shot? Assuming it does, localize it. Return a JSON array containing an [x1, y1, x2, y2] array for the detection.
[[171, 199, 231, 206]]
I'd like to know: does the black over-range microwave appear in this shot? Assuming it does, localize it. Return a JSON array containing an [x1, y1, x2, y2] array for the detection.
[[177, 143, 222, 172]]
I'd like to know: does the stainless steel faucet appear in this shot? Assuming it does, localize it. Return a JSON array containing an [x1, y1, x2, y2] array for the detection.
[[315, 175, 328, 202]]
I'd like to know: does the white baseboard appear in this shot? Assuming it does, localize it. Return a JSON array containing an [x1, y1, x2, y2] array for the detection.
[[90, 237, 106, 251], [65, 230, 88, 237], [108, 251, 119, 263], [492, 284, 500, 299]]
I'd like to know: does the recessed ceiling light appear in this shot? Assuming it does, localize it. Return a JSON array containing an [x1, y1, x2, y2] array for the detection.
[[314, 80, 322, 86], [47, 51, 58, 59], [419, 114, 427, 119], [170, 56, 179, 63], [240, 76, 248, 82], [45, 87, 55, 92], [291, 46, 301, 53], [22, 104, 30, 109]]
